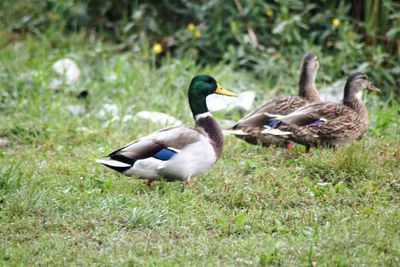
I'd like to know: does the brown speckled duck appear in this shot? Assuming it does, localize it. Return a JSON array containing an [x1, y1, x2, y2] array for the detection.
[[262, 72, 379, 152], [97, 75, 236, 187], [226, 53, 320, 147]]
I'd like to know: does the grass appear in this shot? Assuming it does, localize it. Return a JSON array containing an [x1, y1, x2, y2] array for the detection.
[[1, 32, 400, 266]]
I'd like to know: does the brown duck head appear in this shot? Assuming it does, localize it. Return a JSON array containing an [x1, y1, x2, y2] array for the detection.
[[343, 72, 380, 103], [298, 53, 320, 101]]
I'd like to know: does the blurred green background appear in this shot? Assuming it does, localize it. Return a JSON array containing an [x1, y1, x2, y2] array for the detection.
[[1, 0, 399, 100], [1, 2, 400, 265]]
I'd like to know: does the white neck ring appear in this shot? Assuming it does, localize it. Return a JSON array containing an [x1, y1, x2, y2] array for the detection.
[[195, 112, 212, 120]]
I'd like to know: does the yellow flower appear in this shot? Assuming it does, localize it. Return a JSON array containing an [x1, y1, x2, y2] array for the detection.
[[265, 7, 273, 17], [152, 43, 163, 54], [187, 23, 196, 31], [194, 30, 201, 39], [326, 41, 335, 47], [332, 18, 340, 27]]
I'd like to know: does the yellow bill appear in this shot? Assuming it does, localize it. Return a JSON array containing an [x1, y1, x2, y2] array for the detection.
[[367, 83, 380, 93], [215, 83, 237, 97]]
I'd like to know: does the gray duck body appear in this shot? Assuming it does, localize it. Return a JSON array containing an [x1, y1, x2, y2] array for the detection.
[[97, 75, 236, 184]]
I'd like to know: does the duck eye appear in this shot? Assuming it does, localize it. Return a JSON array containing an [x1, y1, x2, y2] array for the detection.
[[206, 78, 214, 83]]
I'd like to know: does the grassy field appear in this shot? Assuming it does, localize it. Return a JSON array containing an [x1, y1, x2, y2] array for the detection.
[[1, 33, 400, 266]]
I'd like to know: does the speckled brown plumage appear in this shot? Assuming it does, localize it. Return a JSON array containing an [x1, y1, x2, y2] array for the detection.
[[278, 100, 368, 148], [229, 53, 320, 147], [271, 72, 379, 149]]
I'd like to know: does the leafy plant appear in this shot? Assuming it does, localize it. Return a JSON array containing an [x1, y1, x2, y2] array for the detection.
[[3, 0, 398, 100]]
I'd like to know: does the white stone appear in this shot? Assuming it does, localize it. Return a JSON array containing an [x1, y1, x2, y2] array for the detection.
[[207, 91, 255, 112], [97, 103, 120, 120], [236, 91, 256, 111], [65, 104, 85, 115], [319, 79, 346, 102], [320, 79, 365, 102], [18, 71, 37, 82], [52, 58, 81, 84], [207, 94, 231, 112], [106, 72, 118, 82], [49, 58, 81, 89], [0, 138, 9, 148]]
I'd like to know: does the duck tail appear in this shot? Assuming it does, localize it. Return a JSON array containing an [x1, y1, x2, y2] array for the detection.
[[96, 156, 133, 173]]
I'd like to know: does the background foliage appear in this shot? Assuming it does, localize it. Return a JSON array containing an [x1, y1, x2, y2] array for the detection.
[[1, 1, 400, 265], [1, 0, 399, 99]]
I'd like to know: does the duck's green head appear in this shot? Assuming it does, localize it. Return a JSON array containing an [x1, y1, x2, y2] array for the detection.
[[188, 75, 236, 117]]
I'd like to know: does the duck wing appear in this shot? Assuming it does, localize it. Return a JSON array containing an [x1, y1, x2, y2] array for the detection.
[[270, 101, 345, 126], [97, 126, 203, 172], [232, 96, 307, 129]]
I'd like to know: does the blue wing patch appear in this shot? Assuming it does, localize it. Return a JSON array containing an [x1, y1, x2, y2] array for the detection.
[[153, 148, 177, 161], [267, 119, 282, 128], [308, 119, 325, 126]]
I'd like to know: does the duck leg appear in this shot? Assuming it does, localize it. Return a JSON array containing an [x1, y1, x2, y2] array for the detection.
[[286, 143, 293, 150], [185, 176, 192, 187], [305, 145, 311, 153], [146, 180, 153, 188]]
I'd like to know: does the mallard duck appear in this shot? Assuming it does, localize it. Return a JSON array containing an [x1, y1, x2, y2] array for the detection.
[[226, 53, 320, 147], [97, 75, 236, 186], [262, 72, 379, 152]]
